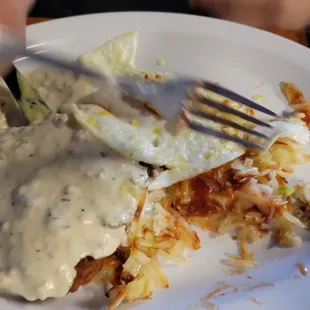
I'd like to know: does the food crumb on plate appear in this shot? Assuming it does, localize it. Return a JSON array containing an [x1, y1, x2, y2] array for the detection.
[[200, 282, 232, 304], [202, 303, 219, 310], [188, 302, 219, 310], [226, 268, 245, 275], [248, 297, 263, 305], [156, 59, 165, 66], [254, 82, 265, 89], [296, 262, 308, 276], [245, 282, 275, 292], [251, 94, 264, 103]]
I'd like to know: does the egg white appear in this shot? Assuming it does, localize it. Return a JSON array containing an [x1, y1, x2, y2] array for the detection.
[[72, 102, 245, 190], [262, 119, 310, 149], [79, 31, 138, 75]]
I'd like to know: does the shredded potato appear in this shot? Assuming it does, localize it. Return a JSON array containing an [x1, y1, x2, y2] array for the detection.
[[168, 133, 309, 242], [280, 82, 310, 128], [93, 202, 200, 309]]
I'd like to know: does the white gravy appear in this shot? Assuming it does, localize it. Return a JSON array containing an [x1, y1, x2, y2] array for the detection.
[[26, 68, 77, 113], [0, 114, 148, 300]]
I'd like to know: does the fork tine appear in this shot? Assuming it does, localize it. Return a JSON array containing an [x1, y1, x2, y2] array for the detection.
[[188, 108, 269, 139], [183, 117, 264, 150], [200, 81, 278, 117], [191, 94, 272, 128]]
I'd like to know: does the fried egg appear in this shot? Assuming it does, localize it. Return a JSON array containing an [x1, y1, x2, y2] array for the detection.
[[71, 32, 309, 190]]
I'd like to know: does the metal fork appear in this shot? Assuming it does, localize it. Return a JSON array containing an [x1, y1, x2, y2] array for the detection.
[[0, 30, 287, 149], [118, 77, 289, 150]]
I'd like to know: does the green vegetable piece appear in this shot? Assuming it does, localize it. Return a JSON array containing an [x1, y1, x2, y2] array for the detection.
[[17, 72, 51, 123], [278, 185, 295, 197]]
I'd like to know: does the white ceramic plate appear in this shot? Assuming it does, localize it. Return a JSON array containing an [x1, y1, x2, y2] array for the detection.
[[6, 12, 310, 310]]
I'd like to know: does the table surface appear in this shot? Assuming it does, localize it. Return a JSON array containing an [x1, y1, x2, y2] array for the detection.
[[26, 17, 308, 46]]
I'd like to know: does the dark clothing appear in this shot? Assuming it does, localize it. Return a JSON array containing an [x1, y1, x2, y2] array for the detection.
[[29, 0, 214, 18]]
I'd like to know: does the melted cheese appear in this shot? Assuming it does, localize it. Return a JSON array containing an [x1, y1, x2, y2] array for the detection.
[[0, 115, 148, 300]]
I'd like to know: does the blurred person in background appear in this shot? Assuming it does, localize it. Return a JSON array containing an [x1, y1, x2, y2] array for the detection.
[[29, 0, 310, 29], [1, 0, 310, 75]]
